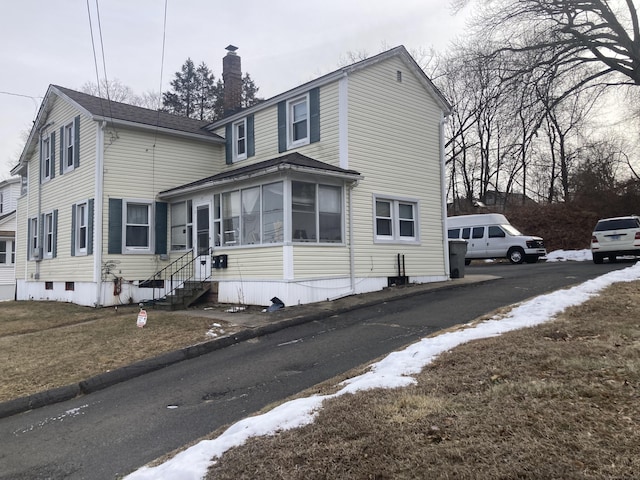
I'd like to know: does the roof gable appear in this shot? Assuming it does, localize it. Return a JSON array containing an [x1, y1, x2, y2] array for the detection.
[[209, 45, 451, 128]]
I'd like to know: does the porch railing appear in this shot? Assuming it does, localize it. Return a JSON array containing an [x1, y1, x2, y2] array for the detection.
[[141, 248, 212, 305]]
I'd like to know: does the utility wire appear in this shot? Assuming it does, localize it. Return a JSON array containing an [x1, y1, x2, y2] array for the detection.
[[94, 0, 119, 138]]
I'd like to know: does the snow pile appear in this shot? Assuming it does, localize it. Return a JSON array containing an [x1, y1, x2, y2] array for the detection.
[[545, 249, 592, 262], [125, 260, 640, 480]]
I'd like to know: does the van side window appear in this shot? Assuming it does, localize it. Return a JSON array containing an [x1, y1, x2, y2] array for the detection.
[[488, 226, 505, 238], [472, 227, 484, 239], [448, 228, 460, 239], [461, 228, 470, 239]]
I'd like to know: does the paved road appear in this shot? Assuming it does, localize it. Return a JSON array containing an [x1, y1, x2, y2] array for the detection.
[[0, 260, 632, 479]]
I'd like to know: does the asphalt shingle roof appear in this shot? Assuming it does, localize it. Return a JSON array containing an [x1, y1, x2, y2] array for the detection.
[[53, 85, 222, 139], [161, 152, 361, 195]]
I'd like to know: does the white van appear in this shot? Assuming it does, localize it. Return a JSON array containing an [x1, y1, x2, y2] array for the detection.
[[447, 213, 546, 264]]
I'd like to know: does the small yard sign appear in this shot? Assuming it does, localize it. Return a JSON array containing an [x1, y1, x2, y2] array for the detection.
[[137, 309, 147, 328]]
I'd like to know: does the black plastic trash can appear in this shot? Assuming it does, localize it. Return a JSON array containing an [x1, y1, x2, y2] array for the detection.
[[448, 240, 468, 278]]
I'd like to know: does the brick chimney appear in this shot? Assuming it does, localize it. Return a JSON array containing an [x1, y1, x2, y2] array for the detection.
[[223, 45, 242, 115]]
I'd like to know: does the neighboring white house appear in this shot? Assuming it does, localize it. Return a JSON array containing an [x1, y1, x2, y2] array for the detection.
[[0, 177, 20, 300], [11, 45, 452, 307]]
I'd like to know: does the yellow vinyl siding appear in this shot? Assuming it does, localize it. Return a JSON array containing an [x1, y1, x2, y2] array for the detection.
[[213, 82, 341, 167], [292, 245, 350, 279], [213, 246, 283, 279], [101, 127, 222, 279], [347, 56, 446, 277], [17, 97, 98, 282]]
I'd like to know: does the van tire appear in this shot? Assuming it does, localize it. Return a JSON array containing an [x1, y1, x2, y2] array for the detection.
[[508, 247, 525, 264], [464, 259, 471, 266]]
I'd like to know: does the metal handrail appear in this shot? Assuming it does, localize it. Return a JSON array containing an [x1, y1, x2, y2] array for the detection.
[[142, 247, 214, 306]]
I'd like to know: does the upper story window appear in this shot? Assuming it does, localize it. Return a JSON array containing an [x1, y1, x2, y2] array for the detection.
[[278, 88, 320, 153], [63, 121, 75, 173], [225, 115, 254, 164], [41, 135, 53, 182], [374, 196, 419, 243], [288, 95, 309, 148], [0, 192, 3, 214], [233, 119, 247, 161]]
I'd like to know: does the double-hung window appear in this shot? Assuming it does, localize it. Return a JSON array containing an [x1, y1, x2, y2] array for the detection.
[[288, 95, 309, 148], [42, 136, 52, 182], [63, 122, 75, 172], [233, 119, 247, 161], [44, 212, 55, 258], [374, 196, 419, 243], [0, 240, 14, 265], [125, 201, 152, 252], [29, 217, 39, 259], [75, 202, 89, 255]]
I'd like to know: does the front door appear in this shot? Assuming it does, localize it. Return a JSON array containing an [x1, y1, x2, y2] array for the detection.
[[195, 202, 211, 280]]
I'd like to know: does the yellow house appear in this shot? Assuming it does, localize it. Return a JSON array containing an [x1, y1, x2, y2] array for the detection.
[[11, 45, 452, 307]]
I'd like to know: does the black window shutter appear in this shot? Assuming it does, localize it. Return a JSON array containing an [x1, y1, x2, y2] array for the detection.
[[39, 139, 43, 184], [50, 132, 56, 180], [52, 209, 58, 258], [73, 116, 80, 168], [225, 124, 233, 164], [155, 202, 168, 255], [108, 198, 123, 254], [310, 87, 320, 143], [71, 204, 76, 256], [247, 114, 255, 157], [59, 127, 64, 175], [277, 101, 287, 153], [88, 199, 94, 255]]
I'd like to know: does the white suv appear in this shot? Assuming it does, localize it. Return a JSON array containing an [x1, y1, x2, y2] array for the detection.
[[591, 215, 640, 264]]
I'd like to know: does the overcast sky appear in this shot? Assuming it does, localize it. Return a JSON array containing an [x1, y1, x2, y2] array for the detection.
[[0, 0, 469, 180]]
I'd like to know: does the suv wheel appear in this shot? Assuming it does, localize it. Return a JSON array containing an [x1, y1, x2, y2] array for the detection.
[[593, 252, 604, 264], [508, 247, 525, 264]]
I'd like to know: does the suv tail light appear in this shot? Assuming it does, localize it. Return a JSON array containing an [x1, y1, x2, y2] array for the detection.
[[636, 232, 640, 240], [592, 235, 599, 244]]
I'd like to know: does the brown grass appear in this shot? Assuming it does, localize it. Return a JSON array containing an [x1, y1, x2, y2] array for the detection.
[[205, 281, 640, 480], [0, 302, 239, 401]]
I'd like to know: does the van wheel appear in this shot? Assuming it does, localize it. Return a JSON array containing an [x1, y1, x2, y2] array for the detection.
[[508, 247, 525, 264], [464, 259, 471, 266]]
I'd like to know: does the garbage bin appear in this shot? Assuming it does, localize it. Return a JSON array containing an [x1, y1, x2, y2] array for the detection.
[[448, 240, 468, 279]]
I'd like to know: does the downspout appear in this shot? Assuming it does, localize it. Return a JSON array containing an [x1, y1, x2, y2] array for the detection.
[[348, 180, 356, 294], [440, 112, 451, 278], [94, 121, 105, 306]]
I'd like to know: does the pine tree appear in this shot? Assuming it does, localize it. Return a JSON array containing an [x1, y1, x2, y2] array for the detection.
[[163, 58, 262, 121]]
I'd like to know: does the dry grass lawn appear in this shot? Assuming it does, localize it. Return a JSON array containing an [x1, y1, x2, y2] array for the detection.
[[205, 281, 640, 480], [0, 302, 238, 402]]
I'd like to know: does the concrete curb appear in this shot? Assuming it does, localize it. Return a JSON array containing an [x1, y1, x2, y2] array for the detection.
[[0, 276, 496, 419]]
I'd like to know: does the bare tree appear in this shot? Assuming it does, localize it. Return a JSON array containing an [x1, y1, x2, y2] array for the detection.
[[81, 79, 160, 109], [454, 0, 640, 102]]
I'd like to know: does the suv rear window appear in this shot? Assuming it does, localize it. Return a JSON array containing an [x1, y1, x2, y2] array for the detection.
[[594, 218, 640, 231]]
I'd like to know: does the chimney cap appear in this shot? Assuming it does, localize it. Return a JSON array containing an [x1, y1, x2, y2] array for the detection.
[[225, 45, 238, 53]]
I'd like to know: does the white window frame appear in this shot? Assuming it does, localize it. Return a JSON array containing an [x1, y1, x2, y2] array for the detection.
[[63, 121, 75, 172], [30, 217, 39, 259], [0, 239, 14, 265], [291, 181, 344, 244], [170, 200, 193, 252], [42, 136, 52, 182], [75, 201, 89, 256], [287, 94, 310, 149], [44, 212, 55, 259], [123, 200, 153, 254], [233, 118, 247, 161], [373, 195, 419, 244]]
